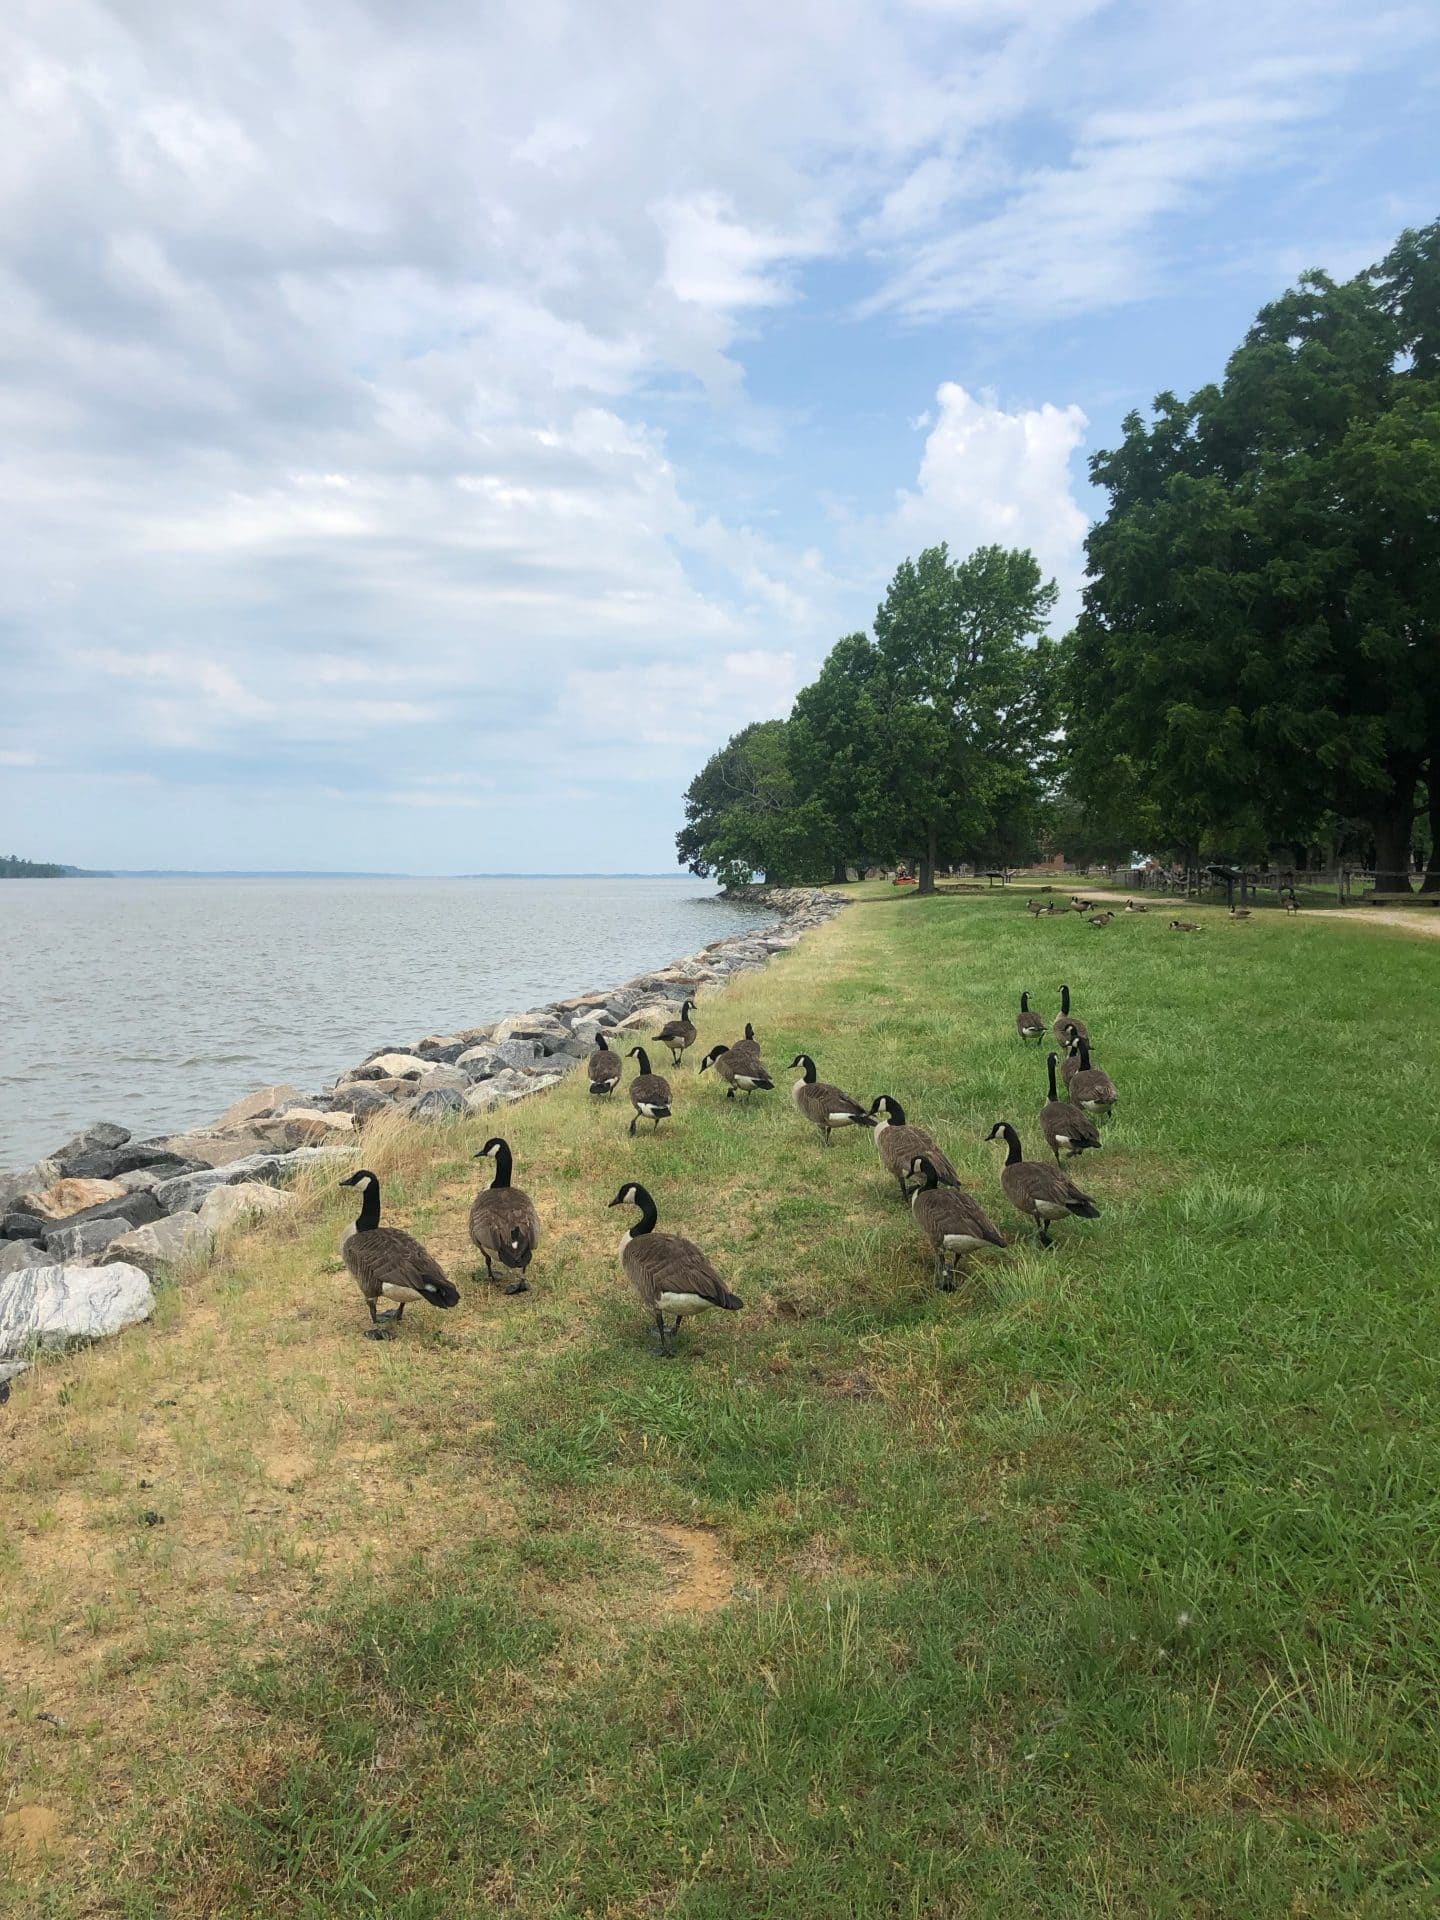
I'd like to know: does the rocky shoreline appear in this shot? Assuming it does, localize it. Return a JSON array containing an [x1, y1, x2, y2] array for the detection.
[[0, 886, 846, 1392]]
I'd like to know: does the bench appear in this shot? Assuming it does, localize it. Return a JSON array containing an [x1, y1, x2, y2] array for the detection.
[[1365, 892, 1440, 907]]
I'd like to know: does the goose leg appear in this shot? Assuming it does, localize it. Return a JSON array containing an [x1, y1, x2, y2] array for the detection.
[[629, 1113, 639, 1137], [940, 1258, 956, 1294], [481, 1254, 498, 1283], [726, 1087, 735, 1100], [821, 1127, 831, 1148], [364, 1303, 393, 1340], [1036, 1221, 1054, 1249], [650, 1310, 674, 1358]]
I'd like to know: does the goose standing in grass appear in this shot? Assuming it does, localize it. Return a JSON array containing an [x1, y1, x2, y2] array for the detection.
[[908, 1155, 1007, 1289], [1054, 984, 1088, 1051], [789, 1055, 875, 1147], [626, 1046, 673, 1137], [1039, 1052, 1101, 1167], [985, 1123, 1100, 1248], [699, 1042, 774, 1100], [868, 1095, 960, 1198], [607, 1181, 743, 1357], [652, 999, 698, 1069], [587, 1030, 622, 1098], [1170, 919, 1203, 933], [1062, 1037, 1118, 1121], [468, 1137, 541, 1294], [339, 1170, 460, 1338], [1016, 992, 1046, 1044]]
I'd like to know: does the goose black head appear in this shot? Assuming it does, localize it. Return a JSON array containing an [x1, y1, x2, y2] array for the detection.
[[608, 1181, 649, 1209], [699, 1044, 729, 1072], [744, 1023, 756, 1042], [475, 1137, 506, 1159], [909, 1153, 941, 1189], [340, 1169, 378, 1189], [869, 1094, 905, 1124], [789, 1054, 817, 1080], [682, 999, 696, 1017], [986, 1121, 1022, 1161]]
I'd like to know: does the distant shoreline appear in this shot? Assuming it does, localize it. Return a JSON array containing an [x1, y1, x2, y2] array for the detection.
[[4, 869, 699, 881]]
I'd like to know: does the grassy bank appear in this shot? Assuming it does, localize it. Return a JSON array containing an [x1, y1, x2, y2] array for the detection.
[[3, 890, 1437, 1916]]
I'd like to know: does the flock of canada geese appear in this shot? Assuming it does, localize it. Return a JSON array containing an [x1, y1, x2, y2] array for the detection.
[[1028, 890, 1288, 931], [337, 973, 1122, 1357]]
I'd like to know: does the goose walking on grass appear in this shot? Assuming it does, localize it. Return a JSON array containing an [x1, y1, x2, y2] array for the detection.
[[1061, 1037, 1118, 1122], [985, 1123, 1100, 1249], [339, 1170, 460, 1338], [909, 1155, 1007, 1289], [1054, 984, 1088, 1051], [652, 999, 698, 1069], [626, 1047, 672, 1137], [607, 1181, 743, 1357], [789, 1054, 875, 1147], [1016, 992, 1046, 1044], [869, 1095, 959, 1198], [1040, 1052, 1101, 1167], [587, 1030, 622, 1097], [469, 1137, 541, 1295], [699, 1042, 774, 1100]]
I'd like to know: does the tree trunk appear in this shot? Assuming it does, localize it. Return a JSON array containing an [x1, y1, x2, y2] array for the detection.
[[1422, 771, 1440, 893], [1371, 803, 1416, 896], [917, 821, 937, 895], [830, 858, 850, 885]]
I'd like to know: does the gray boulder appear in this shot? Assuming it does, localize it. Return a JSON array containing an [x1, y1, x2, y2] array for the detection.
[[110, 1140, 205, 1177], [463, 1069, 536, 1110], [458, 1038, 544, 1078], [0, 1158, 62, 1211], [327, 1084, 396, 1121], [196, 1182, 293, 1236], [151, 1145, 340, 1217], [46, 1189, 163, 1236], [3, 1211, 49, 1241], [0, 1260, 154, 1363], [54, 1121, 131, 1169], [98, 1212, 212, 1275], [0, 1241, 48, 1280], [412, 1086, 466, 1122], [42, 1216, 133, 1262]]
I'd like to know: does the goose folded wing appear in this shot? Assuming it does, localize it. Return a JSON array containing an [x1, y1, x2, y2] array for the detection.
[[629, 1233, 741, 1309]]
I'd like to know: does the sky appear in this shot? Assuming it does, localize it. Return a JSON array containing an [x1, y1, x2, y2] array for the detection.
[[1, 0, 1436, 875]]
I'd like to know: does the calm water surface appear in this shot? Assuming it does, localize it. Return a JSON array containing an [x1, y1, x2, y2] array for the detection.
[[0, 878, 768, 1168]]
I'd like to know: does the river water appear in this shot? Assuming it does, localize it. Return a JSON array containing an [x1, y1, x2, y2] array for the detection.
[[0, 877, 767, 1168]]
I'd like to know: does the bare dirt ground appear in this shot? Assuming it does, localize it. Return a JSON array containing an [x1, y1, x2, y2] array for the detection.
[[1335, 908, 1440, 938]]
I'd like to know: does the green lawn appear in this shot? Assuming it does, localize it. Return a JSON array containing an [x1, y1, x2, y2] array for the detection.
[[4, 892, 1437, 1917]]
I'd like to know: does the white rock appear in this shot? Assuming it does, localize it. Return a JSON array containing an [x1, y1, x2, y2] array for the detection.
[[0, 1261, 154, 1362], [197, 1181, 294, 1237], [259, 1107, 356, 1147], [615, 1002, 683, 1033], [463, 1070, 536, 1110], [99, 1212, 213, 1275]]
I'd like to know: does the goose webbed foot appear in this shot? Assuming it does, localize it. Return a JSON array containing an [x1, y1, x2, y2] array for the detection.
[[649, 1311, 675, 1358], [628, 1115, 639, 1137], [503, 1278, 530, 1296], [364, 1324, 394, 1340]]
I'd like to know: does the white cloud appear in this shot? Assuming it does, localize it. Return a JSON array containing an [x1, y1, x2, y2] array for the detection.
[[892, 383, 1089, 619]]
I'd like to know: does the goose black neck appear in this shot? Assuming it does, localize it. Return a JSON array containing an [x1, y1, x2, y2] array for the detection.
[[1047, 1054, 1059, 1099], [744, 1024, 755, 1041], [489, 1141, 513, 1189], [1001, 1126, 1021, 1165], [917, 1159, 940, 1190], [1020, 992, 1029, 1012], [354, 1175, 381, 1232], [1060, 984, 1071, 1014], [1077, 1038, 1092, 1070], [884, 1097, 906, 1125], [596, 1032, 610, 1051], [632, 1047, 651, 1075], [799, 1056, 816, 1083], [629, 1187, 658, 1235]]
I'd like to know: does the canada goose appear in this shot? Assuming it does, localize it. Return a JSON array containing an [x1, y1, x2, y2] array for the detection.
[[1170, 919, 1202, 933], [1089, 911, 1114, 929], [626, 1046, 672, 1137], [652, 999, 698, 1068], [607, 1181, 742, 1357], [1040, 1052, 1101, 1166], [699, 1042, 774, 1100], [339, 1170, 459, 1337], [469, 1137, 541, 1295], [788, 1055, 875, 1146], [1062, 1037, 1118, 1120], [1284, 897, 1299, 915], [587, 1030, 622, 1097], [1054, 984, 1088, 1050], [1124, 899, 1149, 913], [1016, 992, 1046, 1044], [1071, 897, 1095, 913], [984, 1123, 1100, 1248], [868, 1094, 960, 1198], [908, 1154, 1006, 1288], [728, 1022, 762, 1067], [1229, 905, 1251, 921], [1026, 899, 1047, 918]]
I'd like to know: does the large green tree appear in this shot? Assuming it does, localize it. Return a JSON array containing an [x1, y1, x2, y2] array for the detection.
[[675, 719, 829, 890], [1067, 221, 1440, 891], [873, 543, 1058, 891]]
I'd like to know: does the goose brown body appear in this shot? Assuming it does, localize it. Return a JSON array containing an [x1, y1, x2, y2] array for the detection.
[[652, 999, 698, 1067], [1016, 992, 1046, 1043], [788, 1055, 875, 1146], [908, 1155, 1006, 1288], [339, 1171, 459, 1335], [699, 1042, 774, 1099], [1063, 1037, 1118, 1119], [869, 1096, 959, 1197], [608, 1182, 742, 1357], [986, 1124, 1100, 1246], [1039, 1052, 1101, 1165], [468, 1138, 541, 1294], [626, 1047, 673, 1136], [587, 1031, 622, 1096]]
